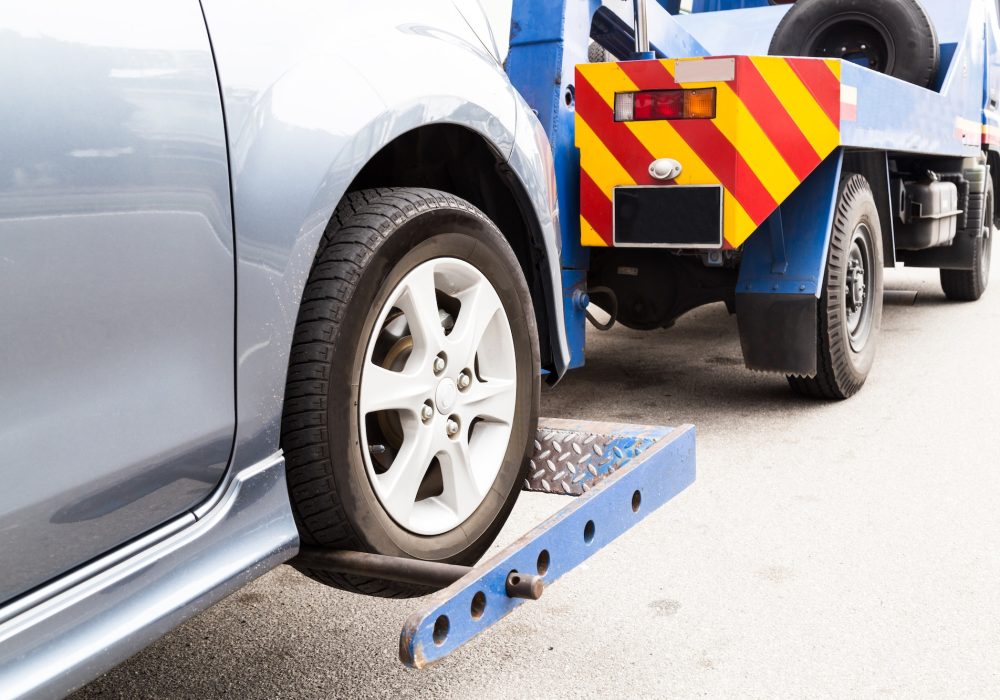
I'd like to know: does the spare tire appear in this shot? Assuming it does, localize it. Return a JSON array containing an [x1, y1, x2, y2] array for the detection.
[[768, 0, 939, 89]]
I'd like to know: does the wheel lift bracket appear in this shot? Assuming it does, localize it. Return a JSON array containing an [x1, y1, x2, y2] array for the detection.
[[397, 418, 696, 669]]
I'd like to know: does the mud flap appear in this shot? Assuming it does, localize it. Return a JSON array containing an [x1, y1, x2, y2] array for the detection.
[[736, 293, 817, 376]]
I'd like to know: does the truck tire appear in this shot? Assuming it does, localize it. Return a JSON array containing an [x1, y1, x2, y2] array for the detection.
[[787, 174, 884, 399], [283, 188, 539, 598], [768, 0, 939, 89], [941, 178, 994, 301]]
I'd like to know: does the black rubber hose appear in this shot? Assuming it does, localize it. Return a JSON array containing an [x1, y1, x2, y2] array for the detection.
[[586, 286, 618, 331]]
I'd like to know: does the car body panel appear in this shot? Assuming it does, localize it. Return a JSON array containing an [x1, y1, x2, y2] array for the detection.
[[0, 2, 568, 695], [0, 454, 296, 698], [0, 0, 235, 604], [199, 0, 568, 475]]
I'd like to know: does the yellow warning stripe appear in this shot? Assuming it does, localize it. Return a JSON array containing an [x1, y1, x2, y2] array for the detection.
[[749, 56, 840, 157]]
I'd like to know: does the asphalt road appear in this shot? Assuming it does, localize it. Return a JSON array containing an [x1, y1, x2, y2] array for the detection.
[[75, 267, 1000, 699]]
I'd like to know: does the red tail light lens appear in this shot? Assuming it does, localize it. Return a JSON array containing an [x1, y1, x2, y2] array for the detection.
[[614, 88, 717, 122]]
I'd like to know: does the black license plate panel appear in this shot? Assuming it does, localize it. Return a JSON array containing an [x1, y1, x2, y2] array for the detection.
[[613, 185, 723, 248]]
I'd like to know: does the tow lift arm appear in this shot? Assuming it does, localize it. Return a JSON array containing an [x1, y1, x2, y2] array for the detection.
[[301, 419, 694, 667]]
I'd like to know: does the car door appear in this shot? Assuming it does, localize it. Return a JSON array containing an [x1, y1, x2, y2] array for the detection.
[[0, 0, 235, 603]]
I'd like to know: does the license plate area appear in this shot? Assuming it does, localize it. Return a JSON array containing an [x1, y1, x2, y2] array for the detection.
[[613, 185, 723, 248]]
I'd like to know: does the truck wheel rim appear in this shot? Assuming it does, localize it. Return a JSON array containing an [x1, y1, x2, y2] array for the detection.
[[359, 257, 517, 536], [845, 223, 875, 353], [806, 14, 894, 73]]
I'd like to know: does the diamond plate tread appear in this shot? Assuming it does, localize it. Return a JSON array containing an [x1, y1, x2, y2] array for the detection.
[[523, 428, 656, 496]]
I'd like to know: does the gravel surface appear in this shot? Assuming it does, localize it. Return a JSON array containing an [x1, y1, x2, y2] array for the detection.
[[74, 267, 1000, 699]]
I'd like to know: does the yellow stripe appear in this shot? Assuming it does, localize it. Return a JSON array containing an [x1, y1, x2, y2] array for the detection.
[[720, 83, 801, 203], [823, 59, 841, 82], [576, 116, 635, 191], [580, 215, 609, 247], [749, 56, 840, 157]]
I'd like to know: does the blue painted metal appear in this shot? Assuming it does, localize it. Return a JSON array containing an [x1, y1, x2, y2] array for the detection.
[[672, 5, 788, 56], [737, 151, 844, 298], [655, 0, 682, 14], [507, 0, 600, 368], [506, 0, 711, 369], [839, 0, 987, 158], [691, 0, 771, 11], [560, 269, 588, 369], [399, 419, 696, 669]]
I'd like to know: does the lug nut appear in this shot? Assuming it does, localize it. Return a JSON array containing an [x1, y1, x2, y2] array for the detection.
[[433, 356, 446, 374], [421, 403, 434, 422], [457, 372, 471, 390], [446, 419, 460, 436]]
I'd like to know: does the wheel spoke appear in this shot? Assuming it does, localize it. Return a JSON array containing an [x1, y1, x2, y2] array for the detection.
[[438, 438, 483, 514], [376, 420, 439, 523], [397, 264, 443, 367], [448, 279, 502, 367], [459, 377, 516, 425], [360, 363, 433, 415]]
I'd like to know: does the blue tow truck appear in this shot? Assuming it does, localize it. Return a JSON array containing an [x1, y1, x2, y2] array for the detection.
[[3, 0, 995, 692], [537, 0, 998, 399], [405, 0, 999, 664]]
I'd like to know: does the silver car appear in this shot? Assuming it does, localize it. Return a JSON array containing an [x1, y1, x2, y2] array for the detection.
[[0, 1, 568, 695]]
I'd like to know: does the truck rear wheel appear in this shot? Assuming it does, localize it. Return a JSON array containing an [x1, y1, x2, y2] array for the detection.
[[940, 178, 994, 301], [788, 174, 884, 399], [283, 188, 539, 598], [768, 0, 939, 89]]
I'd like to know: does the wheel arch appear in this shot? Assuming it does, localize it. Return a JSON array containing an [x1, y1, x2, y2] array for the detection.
[[344, 122, 566, 377], [843, 150, 896, 267]]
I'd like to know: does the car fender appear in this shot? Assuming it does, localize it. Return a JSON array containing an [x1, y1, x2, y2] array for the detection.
[[200, 0, 565, 481]]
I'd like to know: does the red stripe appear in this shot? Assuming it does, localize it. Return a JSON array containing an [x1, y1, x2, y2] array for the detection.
[[786, 58, 840, 126], [616, 60, 777, 224], [575, 69, 657, 185], [736, 57, 821, 181], [580, 168, 613, 245]]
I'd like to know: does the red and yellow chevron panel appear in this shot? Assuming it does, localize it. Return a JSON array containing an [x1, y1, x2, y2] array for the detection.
[[575, 56, 843, 249]]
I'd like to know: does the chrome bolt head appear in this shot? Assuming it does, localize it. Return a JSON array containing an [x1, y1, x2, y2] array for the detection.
[[433, 356, 446, 374], [446, 419, 460, 436], [457, 372, 472, 390], [421, 403, 434, 422]]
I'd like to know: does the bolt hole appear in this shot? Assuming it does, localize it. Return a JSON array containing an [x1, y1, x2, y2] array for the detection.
[[510, 574, 521, 585], [470, 592, 487, 621], [564, 84, 575, 107], [631, 490, 642, 513], [432, 614, 450, 646], [583, 520, 596, 544], [536, 549, 550, 576]]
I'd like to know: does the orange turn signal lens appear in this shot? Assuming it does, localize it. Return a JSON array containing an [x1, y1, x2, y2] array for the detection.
[[614, 88, 717, 122], [683, 88, 716, 119]]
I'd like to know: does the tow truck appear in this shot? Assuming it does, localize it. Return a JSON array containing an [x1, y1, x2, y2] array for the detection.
[[563, 0, 998, 398], [4, 1, 994, 691], [390, 0, 997, 665]]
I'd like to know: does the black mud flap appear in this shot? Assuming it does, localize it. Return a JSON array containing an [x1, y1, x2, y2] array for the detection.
[[736, 293, 817, 376]]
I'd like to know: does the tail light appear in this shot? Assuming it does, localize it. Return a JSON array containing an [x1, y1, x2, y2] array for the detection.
[[614, 88, 717, 122]]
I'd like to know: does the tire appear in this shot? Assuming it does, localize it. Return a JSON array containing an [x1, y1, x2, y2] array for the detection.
[[282, 188, 540, 597], [787, 173, 884, 399], [768, 0, 940, 89], [941, 177, 994, 301]]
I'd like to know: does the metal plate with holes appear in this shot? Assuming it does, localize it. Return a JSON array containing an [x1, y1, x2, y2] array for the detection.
[[399, 418, 696, 669]]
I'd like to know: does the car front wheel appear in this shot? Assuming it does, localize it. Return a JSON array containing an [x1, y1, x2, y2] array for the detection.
[[282, 188, 540, 597]]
